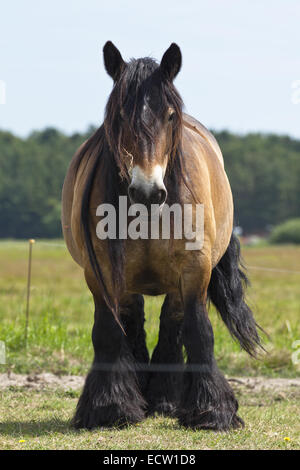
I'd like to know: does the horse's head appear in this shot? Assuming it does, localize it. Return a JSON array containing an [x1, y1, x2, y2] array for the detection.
[[103, 41, 182, 209]]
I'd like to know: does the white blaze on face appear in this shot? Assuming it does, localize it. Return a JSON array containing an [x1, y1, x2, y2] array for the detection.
[[131, 164, 166, 197]]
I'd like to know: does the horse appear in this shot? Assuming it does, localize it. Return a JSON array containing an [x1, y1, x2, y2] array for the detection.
[[61, 41, 263, 431]]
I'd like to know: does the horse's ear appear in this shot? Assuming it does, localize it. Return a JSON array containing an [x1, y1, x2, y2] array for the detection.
[[103, 41, 125, 81], [160, 43, 182, 81]]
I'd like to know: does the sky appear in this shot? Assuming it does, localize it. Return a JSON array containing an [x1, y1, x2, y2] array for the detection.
[[0, 0, 300, 138]]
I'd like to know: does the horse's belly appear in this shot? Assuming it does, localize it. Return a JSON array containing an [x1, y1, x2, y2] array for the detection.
[[124, 239, 182, 295], [131, 268, 168, 295]]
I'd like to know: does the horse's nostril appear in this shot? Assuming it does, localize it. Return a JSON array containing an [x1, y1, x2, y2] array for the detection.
[[157, 188, 167, 205], [149, 188, 167, 206]]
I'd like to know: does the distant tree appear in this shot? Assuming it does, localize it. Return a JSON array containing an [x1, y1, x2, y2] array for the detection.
[[0, 125, 299, 238], [269, 218, 300, 244]]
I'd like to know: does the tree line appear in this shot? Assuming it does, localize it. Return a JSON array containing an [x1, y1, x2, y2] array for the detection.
[[0, 126, 299, 238]]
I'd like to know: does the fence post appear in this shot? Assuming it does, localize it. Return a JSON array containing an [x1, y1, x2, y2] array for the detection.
[[25, 239, 35, 348]]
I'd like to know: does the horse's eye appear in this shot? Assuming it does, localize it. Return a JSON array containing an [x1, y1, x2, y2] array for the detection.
[[168, 111, 175, 122]]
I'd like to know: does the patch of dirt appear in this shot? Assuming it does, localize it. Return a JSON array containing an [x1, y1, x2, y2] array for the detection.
[[0, 373, 299, 393], [227, 376, 300, 393], [0, 373, 84, 391]]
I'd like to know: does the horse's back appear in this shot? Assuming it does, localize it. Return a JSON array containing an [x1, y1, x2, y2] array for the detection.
[[182, 113, 233, 266], [182, 113, 224, 167], [61, 142, 87, 267]]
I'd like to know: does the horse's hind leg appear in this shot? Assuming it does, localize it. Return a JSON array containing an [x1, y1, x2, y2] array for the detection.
[[72, 289, 146, 429], [120, 294, 149, 395], [146, 293, 184, 416], [177, 264, 244, 431]]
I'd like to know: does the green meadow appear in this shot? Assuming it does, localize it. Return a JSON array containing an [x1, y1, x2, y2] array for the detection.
[[0, 386, 299, 450], [0, 241, 300, 450], [0, 240, 299, 378]]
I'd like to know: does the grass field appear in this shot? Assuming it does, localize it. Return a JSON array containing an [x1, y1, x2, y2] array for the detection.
[[0, 386, 299, 450], [0, 241, 299, 378], [0, 240, 300, 450]]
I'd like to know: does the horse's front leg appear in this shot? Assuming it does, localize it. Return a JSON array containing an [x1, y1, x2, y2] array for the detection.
[[120, 294, 149, 395], [72, 292, 146, 429], [146, 293, 184, 416], [177, 262, 244, 431]]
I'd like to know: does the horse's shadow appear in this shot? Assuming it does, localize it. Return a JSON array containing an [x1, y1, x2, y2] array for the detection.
[[0, 419, 74, 437], [0, 418, 154, 436]]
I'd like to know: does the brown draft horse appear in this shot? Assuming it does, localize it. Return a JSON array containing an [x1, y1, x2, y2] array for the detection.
[[62, 42, 263, 430]]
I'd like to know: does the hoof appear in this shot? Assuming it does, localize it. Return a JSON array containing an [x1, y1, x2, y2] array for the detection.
[[178, 367, 245, 431], [73, 355, 147, 430], [147, 400, 177, 417], [72, 403, 145, 430], [146, 370, 183, 418], [177, 407, 244, 431]]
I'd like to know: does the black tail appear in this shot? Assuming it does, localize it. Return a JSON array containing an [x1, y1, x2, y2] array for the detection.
[[208, 234, 264, 357]]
